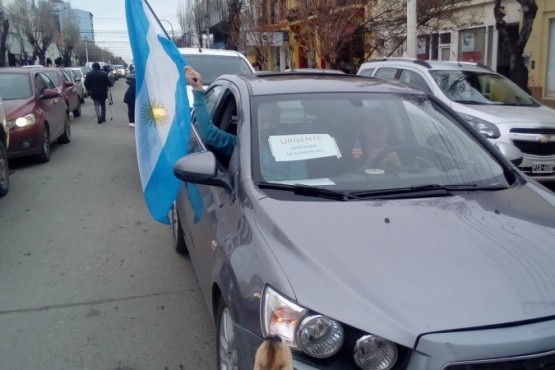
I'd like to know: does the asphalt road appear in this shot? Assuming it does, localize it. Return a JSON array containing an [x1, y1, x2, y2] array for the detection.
[[0, 80, 216, 370]]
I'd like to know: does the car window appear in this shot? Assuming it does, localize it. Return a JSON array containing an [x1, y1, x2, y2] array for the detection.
[[62, 70, 73, 82], [43, 71, 61, 86], [374, 67, 397, 79], [182, 54, 254, 85], [399, 70, 431, 93], [204, 85, 224, 115], [251, 92, 509, 190], [0, 73, 33, 100], [358, 67, 375, 77]]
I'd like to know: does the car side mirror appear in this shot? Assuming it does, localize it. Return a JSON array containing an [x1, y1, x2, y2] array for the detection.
[[494, 142, 523, 167], [41, 88, 60, 99], [173, 151, 232, 191], [64, 81, 75, 87]]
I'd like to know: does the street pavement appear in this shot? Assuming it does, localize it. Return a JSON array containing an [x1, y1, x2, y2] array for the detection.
[[0, 80, 216, 370]]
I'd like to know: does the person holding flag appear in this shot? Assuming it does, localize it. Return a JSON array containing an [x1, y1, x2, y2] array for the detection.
[[125, 0, 201, 224]]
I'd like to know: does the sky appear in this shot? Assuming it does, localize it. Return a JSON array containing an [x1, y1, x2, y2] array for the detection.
[[68, 0, 184, 64]]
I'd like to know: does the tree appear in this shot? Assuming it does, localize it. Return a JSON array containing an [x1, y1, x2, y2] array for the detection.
[[177, 0, 204, 47], [494, 0, 537, 93], [56, 10, 80, 67], [7, 0, 58, 66], [0, 0, 9, 67]]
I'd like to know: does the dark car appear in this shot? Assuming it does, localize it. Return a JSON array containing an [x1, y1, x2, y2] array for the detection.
[[171, 72, 555, 370], [41, 68, 82, 119], [0, 94, 8, 196], [0, 68, 70, 162]]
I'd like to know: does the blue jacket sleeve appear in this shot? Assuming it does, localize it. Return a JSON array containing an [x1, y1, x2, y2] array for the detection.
[[193, 90, 237, 159]]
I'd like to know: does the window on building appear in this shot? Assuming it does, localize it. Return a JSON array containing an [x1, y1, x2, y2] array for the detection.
[[459, 27, 486, 64]]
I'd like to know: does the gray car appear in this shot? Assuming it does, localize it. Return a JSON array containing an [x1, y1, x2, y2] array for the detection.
[[172, 73, 555, 370]]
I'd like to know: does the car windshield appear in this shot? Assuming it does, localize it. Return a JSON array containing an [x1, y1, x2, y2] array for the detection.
[[252, 92, 511, 194], [0, 73, 32, 100], [182, 54, 253, 84], [429, 70, 537, 106]]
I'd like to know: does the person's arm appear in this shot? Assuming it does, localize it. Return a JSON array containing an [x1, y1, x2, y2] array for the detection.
[[186, 67, 236, 159]]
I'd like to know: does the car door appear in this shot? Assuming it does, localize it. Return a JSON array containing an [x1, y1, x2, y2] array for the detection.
[[35, 72, 66, 139], [177, 83, 243, 300]]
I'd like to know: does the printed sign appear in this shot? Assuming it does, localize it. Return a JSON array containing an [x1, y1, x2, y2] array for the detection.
[[268, 134, 342, 162]]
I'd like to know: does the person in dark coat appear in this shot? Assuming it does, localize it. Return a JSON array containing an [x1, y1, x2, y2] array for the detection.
[[84, 62, 113, 124], [123, 74, 136, 127]]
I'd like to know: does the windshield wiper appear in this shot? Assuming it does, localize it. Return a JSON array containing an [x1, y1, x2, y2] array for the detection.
[[350, 183, 509, 199], [452, 99, 489, 105], [257, 182, 360, 201]]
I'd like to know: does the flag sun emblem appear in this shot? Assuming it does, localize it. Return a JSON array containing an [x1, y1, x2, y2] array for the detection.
[[141, 99, 169, 127]]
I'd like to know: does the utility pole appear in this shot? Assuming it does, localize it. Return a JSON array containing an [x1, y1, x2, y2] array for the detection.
[[406, 0, 417, 58], [85, 40, 89, 64]]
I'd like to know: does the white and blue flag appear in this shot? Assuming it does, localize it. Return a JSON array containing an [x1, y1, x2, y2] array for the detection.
[[125, 0, 202, 224]]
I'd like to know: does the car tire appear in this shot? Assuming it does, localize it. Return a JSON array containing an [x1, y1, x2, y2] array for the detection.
[[216, 298, 240, 370], [58, 114, 71, 144], [171, 203, 188, 255], [73, 102, 81, 118], [37, 125, 50, 163], [0, 141, 9, 197]]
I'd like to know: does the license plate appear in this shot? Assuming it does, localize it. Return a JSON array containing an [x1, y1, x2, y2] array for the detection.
[[532, 161, 554, 174]]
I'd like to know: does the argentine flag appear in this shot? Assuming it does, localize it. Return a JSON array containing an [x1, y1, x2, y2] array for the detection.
[[125, 0, 199, 224]]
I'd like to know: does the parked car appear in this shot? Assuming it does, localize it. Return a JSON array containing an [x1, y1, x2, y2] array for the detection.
[[178, 47, 255, 108], [357, 58, 555, 181], [0, 95, 9, 197], [0, 68, 70, 162], [171, 72, 555, 370], [40, 68, 81, 119], [66, 67, 86, 102], [80, 67, 92, 96]]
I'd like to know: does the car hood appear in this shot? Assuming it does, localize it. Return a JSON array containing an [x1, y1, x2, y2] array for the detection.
[[4, 98, 35, 120], [254, 183, 555, 347], [453, 102, 555, 125]]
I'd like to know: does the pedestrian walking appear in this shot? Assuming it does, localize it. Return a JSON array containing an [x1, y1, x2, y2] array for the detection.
[[84, 62, 113, 124], [123, 74, 136, 127]]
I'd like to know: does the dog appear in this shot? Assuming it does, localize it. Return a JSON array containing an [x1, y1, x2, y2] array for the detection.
[[253, 335, 294, 370]]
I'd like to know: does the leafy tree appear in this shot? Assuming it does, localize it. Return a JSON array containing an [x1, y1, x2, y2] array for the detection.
[[494, 0, 537, 93]]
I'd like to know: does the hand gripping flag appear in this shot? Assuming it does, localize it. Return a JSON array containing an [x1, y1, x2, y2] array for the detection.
[[125, 0, 202, 224]]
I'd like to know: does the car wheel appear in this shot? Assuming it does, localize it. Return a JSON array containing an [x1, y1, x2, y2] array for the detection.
[[216, 298, 239, 370], [73, 102, 81, 117], [37, 125, 50, 163], [0, 141, 9, 197], [171, 203, 189, 254], [58, 114, 71, 144]]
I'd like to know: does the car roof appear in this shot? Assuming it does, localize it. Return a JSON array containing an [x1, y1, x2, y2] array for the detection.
[[0, 67, 38, 74], [360, 58, 495, 73], [178, 47, 247, 58], [221, 72, 425, 96]]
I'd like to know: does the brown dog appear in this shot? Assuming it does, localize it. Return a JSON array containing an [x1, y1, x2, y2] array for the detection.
[[253, 336, 294, 370]]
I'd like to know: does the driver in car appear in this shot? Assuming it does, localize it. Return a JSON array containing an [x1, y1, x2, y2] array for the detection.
[[352, 119, 401, 169]]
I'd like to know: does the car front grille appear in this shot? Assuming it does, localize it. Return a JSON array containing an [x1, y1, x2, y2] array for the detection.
[[510, 128, 555, 135], [512, 140, 555, 156], [443, 350, 555, 370]]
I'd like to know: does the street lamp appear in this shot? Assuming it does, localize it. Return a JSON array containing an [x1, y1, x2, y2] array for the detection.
[[159, 19, 175, 42]]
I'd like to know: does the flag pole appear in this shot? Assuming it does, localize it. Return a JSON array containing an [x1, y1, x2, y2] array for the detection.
[[143, 0, 172, 40]]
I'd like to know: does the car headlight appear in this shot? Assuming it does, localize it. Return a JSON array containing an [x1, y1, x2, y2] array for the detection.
[[13, 114, 36, 128], [261, 286, 345, 358], [297, 315, 344, 358], [353, 335, 398, 370], [261, 286, 307, 347], [458, 113, 500, 139]]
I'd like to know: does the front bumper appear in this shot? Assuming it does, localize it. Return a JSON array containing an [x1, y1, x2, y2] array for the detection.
[[7, 124, 42, 158]]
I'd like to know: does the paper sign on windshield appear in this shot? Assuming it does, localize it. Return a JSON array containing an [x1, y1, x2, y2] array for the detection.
[[268, 134, 342, 162]]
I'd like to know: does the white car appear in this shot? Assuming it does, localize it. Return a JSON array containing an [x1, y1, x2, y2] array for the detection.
[[357, 58, 555, 182], [178, 47, 255, 108]]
